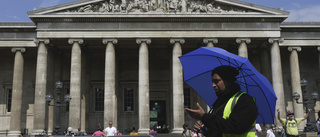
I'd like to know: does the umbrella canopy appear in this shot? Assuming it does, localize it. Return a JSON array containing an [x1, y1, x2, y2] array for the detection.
[[179, 47, 277, 124]]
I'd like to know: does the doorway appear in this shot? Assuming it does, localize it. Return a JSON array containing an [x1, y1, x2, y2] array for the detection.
[[150, 100, 168, 133]]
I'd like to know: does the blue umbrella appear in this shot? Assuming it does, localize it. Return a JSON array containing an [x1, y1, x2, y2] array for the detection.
[[179, 47, 277, 124]]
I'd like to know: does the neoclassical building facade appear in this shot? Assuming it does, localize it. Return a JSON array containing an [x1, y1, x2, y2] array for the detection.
[[1, 0, 320, 136]]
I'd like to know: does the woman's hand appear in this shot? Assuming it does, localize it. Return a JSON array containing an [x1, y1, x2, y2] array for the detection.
[[185, 103, 205, 120]]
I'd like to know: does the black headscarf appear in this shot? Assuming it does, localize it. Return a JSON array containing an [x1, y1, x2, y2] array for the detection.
[[211, 65, 239, 83], [211, 65, 241, 98]]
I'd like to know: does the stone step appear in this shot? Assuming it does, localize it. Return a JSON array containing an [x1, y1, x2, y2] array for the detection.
[[155, 134, 181, 137]]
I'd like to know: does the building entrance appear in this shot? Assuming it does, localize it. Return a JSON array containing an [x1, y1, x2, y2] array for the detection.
[[150, 100, 168, 133]]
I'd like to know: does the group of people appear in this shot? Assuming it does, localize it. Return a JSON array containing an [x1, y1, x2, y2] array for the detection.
[[255, 124, 275, 137], [182, 124, 202, 137], [92, 121, 122, 136], [91, 121, 158, 136], [65, 127, 85, 136], [127, 126, 159, 136], [184, 65, 316, 137]]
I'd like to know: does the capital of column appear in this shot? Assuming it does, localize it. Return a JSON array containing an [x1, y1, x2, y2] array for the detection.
[[203, 38, 218, 44], [11, 48, 26, 53], [268, 38, 284, 44], [102, 39, 118, 45], [34, 39, 50, 45], [170, 38, 185, 44], [236, 38, 251, 44], [136, 39, 151, 44], [68, 39, 84, 45], [288, 47, 302, 52]]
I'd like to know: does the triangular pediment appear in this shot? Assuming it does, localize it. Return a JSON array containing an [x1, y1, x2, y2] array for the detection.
[[28, 0, 289, 15]]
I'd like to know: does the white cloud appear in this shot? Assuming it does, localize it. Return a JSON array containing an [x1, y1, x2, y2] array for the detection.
[[285, 5, 320, 22], [39, 0, 61, 7], [6, 15, 20, 20], [290, 2, 302, 9]]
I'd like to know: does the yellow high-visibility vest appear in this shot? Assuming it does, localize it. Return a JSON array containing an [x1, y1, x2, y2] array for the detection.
[[222, 92, 256, 137]]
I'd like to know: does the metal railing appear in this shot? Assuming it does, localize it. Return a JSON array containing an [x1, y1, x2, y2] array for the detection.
[[0, 130, 9, 136]]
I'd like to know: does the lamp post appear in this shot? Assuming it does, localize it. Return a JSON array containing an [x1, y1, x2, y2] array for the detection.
[[292, 78, 319, 132], [45, 81, 72, 135]]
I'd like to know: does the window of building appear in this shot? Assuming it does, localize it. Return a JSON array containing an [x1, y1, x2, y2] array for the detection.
[[184, 88, 191, 108], [95, 88, 104, 112], [6, 89, 12, 112], [124, 88, 134, 112]]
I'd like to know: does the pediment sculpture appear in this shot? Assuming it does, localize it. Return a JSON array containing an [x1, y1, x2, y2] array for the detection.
[[63, 0, 255, 14]]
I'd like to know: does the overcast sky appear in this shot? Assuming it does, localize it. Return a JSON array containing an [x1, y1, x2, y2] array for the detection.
[[0, 0, 320, 22]]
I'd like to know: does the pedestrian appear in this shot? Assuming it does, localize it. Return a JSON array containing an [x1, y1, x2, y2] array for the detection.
[[76, 128, 84, 136], [92, 128, 105, 136], [192, 130, 202, 137], [64, 128, 68, 136], [67, 127, 73, 136], [149, 127, 157, 137], [182, 124, 193, 137], [116, 130, 122, 136], [281, 126, 287, 137], [265, 125, 275, 137], [104, 121, 117, 136], [317, 111, 320, 137], [255, 124, 262, 137], [129, 127, 138, 135], [185, 65, 258, 137], [277, 108, 312, 137]]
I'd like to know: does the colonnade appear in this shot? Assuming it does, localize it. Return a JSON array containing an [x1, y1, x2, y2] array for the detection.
[[7, 37, 309, 135]]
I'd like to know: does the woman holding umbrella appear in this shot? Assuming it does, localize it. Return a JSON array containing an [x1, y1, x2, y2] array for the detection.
[[185, 65, 258, 137]]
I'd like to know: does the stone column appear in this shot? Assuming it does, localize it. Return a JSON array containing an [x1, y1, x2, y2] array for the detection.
[[236, 38, 251, 58], [136, 39, 151, 134], [170, 38, 185, 134], [102, 39, 118, 128], [8, 48, 26, 136], [288, 47, 304, 130], [203, 38, 218, 47], [32, 39, 50, 135], [203, 38, 218, 111], [259, 47, 272, 81], [268, 38, 285, 126], [68, 39, 83, 131]]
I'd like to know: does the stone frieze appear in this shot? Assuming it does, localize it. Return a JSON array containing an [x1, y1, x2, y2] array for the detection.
[[62, 0, 255, 14]]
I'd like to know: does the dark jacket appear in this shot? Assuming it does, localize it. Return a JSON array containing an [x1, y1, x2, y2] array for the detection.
[[200, 88, 258, 137], [76, 131, 84, 136]]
